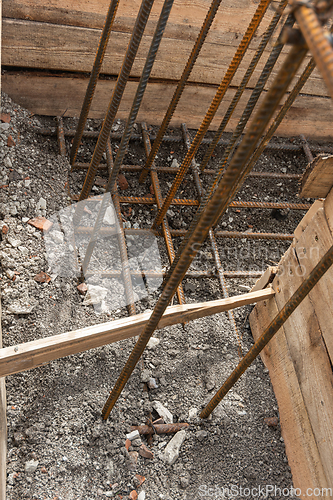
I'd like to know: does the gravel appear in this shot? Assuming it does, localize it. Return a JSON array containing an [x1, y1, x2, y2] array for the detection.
[[0, 90, 322, 499]]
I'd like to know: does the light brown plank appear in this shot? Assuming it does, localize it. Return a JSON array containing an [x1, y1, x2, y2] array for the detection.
[[272, 210, 333, 484], [1, 18, 328, 97], [300, 155, 333, 199], [250, 296, 329, 495], [3, 72, 333, 139], [324, 186, 333, 235], [250, 266, 277, 292], [293, 199, 324, 242], [0, 288, 274, 378]]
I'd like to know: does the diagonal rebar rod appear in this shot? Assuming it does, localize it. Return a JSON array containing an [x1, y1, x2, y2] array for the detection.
[[181, 123, 242, 356], [152, 0, 272, 227], [79, 0, 174, 270], [199, 1, 292, 173], [200, 241, 333, 418], [75, 0, 156, 212], [70, 0, 121, 166], [101, 42, 308, 420], [138, 0, 225, 184]]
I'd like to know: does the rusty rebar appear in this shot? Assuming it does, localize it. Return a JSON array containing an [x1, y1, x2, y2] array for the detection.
[[84, 269, 263, 279], [56, 117, 67, 156], [300, 134, 314, 163], [101, 43, 308, 420], [142, 122, 186, 307], [69, 0, 120, 166], [153, 0, 271, 226], [76, 0, 155, 209], [200, 241, 333, 418], [138, 0, 225, 183], [199, 0, 291, 173], [131, 423, 189, 434]]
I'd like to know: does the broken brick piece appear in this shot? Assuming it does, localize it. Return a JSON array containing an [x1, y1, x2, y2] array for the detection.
[[125, 439, 131, 451], [34, 272, 51, 283], [118, 173, 129, 190], [7, 135, 16, 147], [77, 283, 88, 295], [138, 443, 154, 459], [134, 474, 146, 486], [264, 416, 279, 427], [129, 491, 138, 500], [28, 217, 53, 233], [2, 225, 8, 235], [0, 113, 11, 124]]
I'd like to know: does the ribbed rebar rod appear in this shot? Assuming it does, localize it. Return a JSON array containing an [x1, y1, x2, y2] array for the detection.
[[142, 122, 186, 307], [56, 117, 67, 156], [293, 0, 333, 100], [199, 0, 290, 173], [78, 0, 174, 267], [181, 123, 242, 355], [84, 269, 263, 279], [200, 242, 333, 418], [75, 0, 155, 210], [138, 0, 225, 183], [102, 43, 308, 419], [153, 0, 271, 226], [69, 0, 121, 166], [300, 133, 314, 163]]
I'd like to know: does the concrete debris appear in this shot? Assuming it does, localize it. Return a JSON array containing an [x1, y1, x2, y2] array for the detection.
[[171, 158, 179, 168], [152, 401, 173, 424], [28, 216, 53, 232], [7, 236, 21, 248], [83, 285, 108, 305], [140, 369, 151, 383], [37, 197, 47, 211], [8, 300, 36, 315], [104, 206, 116, 225], [147, 378, 158, 390], [118, 173, 129, 190], [126, 430, 140, 441], [161, 430, 186, 465], [147, 337, 160, 349], [138, 491, 146, 500], [138, 444, 154, 459], [24, 460, 39, 474]]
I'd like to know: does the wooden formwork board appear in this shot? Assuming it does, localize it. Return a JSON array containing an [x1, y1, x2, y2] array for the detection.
[[249, 190, 333, 496]]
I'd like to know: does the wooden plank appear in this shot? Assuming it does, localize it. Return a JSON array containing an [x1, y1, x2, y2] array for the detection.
[[249, 296, 329, 495], [1, 19, 328, 97], [3, 72, 333, 139], [324, 186, 333, 235], [0, 299, 6, 500], [293, 199, 324, 242], [0, 288, 274, 378], [272, 209, 333, 484], [300, 155, 333, 199], [250, 266, 277, 292]]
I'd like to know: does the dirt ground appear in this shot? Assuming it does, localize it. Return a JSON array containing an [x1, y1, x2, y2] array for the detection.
[[0, 91, 321, 499]]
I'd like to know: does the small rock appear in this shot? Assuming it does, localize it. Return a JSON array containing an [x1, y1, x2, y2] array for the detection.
[[184, 282, 196, 292], [188, 408, 198, 420], [7, 236, 21, 248], [83, 285, 108, 305], [264, 416, 279, 427], [126, 430, 140, 441], [50, 230, 64, 244], [147, 378, 158, 390], [104, 206, 116, 225], [162, 430, 186, 465], [131, 438, 142, 448], [8, 301, 35, 315], [134, 474, 146, 487], [118, 173, 129, 190], [180, 474, 190, 489], [125, 438, 131, 451], [4, 157, 12, 169], [171, 159, 179, 168], [37, 198, 47, 211], [0, 123, 10, 132], [22, 217, 30, 223], [77, 283, 88, 295], [28, 217, 53, 232], [7, 135, 16, 148], [140, 369, 151, 383], [137, 492, 146, 500], [24, 179, 31, 188], [195, 430, 208, 442], [0, 113, 11, 123], [138, 444, 154, 459], [129, 491, 138, 500], [128, 451, 139, 469], [152, 401, 173, 424], [25, 460, 39, 474], [2, 224, 8, 235], [34, 272, 51, 283], [147, 337, 160, 349], [8, 170, 22, 182]]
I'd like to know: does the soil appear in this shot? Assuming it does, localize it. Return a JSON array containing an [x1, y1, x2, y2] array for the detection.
[[0, 91, 324, 500]]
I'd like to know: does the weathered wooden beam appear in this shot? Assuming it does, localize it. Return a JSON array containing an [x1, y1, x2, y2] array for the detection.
[[3, 72, 333, 139], [250, 266, 277, 292], [300, 155, 333, 198], [0, 288, 274, 378]]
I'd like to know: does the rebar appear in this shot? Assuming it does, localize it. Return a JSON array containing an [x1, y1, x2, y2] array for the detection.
[[138, 0, 225, 183], [79, 0, 174, 271], [200, 241, 333, 418], [199, 1, 291, 173], [153, 0, 271, 226], [300, 133, 314, 163], [84, 270, 263, 279], [69, 0, 120, 166], [101, 42, 308, 420], [56, 117, 67, 156], [75, 0, 155, 209]]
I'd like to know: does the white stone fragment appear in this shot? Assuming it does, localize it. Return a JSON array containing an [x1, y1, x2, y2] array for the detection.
[[188, 408, 198, 420], [83, 285, 108, 305], [4, 157, 12, 169], [147, 337, 160, 349], [126, 430, 140, 441], [103, 206, 116, 225], [138, 492, 146, 500], [171, 158, 179, 168], [162, 430, 186, 465], [7, 236, 21, 248], [37, 197, 47, 210], [24, 460, 39, 474], [152, 401, 173, 424], [22, 217, 30, 223], [7, 301, 35, 315], [51, 230, 64, 244]]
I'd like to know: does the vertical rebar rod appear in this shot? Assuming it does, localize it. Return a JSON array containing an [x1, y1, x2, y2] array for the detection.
[[142, 123, 186, 307], [181, 123, 242, 355], [79, 0, 174, 272], [152, 0, 272, 227], [56, 117, 67, 156], [199, 3, 292, 173], [102, 42, 308, 419], [138, 0, 225, 184], [76, 0, 156, 210], [293, 0, 333, 100], [70, 0, 121, 166], [300, 134, 314, 163], [200, 242, 333, 418]]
